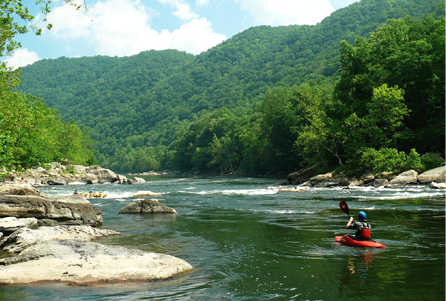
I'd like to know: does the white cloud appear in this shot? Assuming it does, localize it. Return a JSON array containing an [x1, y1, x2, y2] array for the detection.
[[235, 0, 335, 26], [157, 0, 198, 21], [161, 18, 226, 54], [44, 0, 226, 56], [5, 48, 41, 69], [195, 0, 210, 7]]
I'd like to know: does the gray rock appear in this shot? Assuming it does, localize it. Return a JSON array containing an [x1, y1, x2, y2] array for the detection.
[[389, 170, 419, 185], [418, 167, 445, 183], [309, 172, 332, 185], [373, 178, 389, 187], [360, 172, 375, 184], [82, 173, 99, 184], [0, 195, 103, 226], [2, 225, 120, 254], [85, 165, 118, 183], [47, 194, 91, 205], [0, 239, 193, 285], [0, 217, 38, 234], [119, 199, 177, 214], [287, 164, 320, 185], [436, 171, 445, 184], [133, 177, 146, 183], [115, 174, 129, 184], [348, 178, 364, 187], [0, 183, 45, 196]]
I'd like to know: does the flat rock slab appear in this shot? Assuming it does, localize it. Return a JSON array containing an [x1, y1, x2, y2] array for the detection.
[[0, 217, 38, 234], [0, 195, 103, 226], [0, 184, 44, 196], [0, 239, 193, 285], [3, 225, 120, 254]]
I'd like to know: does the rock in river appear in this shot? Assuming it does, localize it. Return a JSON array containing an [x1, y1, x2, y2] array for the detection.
[[0, 195, 103, 226], [0, 226, 192, 285], [119, 199, 177, 214]]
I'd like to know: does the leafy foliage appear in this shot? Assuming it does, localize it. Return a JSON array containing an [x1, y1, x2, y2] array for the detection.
[[359, 148, 423, 174], [14, 0, 446, 175], [0, 1, 97, 170]]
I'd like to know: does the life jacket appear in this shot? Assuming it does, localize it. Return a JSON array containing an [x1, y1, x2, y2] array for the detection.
[[359, 221, 371, 238]]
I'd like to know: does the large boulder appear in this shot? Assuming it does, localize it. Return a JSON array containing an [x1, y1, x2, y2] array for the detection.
[[0, 183, 45, 196], [0, 239, 193, 285], [309, 173, 332, 186], [81, 173, 99, 184], [418, 167, 446, 184], [359, 172, 375, 184], [286, 164, 320, 185], [85, 165, 119, 183], [0, 195, 103, 226], [389, 170, 419, 185], [119, 199, 177, 214], [372, 178, 389, 187]]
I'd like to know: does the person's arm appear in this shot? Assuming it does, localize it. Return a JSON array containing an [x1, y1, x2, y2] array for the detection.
[[346, 217, 354, 229]]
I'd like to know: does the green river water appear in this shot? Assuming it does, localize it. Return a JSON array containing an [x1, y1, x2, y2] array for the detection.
[[0, 176, 444, 300]]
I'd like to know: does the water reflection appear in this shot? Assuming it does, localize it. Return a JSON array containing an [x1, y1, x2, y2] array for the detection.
[[340, 248, 383, 289]]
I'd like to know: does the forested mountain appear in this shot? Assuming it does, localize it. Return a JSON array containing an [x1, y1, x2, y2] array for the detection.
[[17, 0, 445, 174]]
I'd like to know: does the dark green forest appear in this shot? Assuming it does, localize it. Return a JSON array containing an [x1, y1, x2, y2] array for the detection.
[[15, 0, 445, 175], [0, 1, 96, 171]]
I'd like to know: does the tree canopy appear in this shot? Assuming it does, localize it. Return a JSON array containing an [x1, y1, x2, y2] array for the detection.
[[0, 0, 97, 170], [12, 0, 446, 175]]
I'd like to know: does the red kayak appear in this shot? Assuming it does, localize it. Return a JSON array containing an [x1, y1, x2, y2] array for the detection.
[[335, 235, 387, 248]]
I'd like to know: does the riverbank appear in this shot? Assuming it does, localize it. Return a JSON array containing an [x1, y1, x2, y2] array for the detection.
[[0, 182, 192, 285], [283, 165, 446, 189], [1, 163, 146, 186]]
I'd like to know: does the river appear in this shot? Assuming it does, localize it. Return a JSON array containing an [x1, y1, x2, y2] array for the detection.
[[1, 176, 444, 300]]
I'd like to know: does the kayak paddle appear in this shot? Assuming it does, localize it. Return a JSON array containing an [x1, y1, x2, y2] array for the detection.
[[339, 200, 350, 218]]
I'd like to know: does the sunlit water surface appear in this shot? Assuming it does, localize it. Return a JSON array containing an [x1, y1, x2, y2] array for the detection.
[[1, 176, 444, 300]]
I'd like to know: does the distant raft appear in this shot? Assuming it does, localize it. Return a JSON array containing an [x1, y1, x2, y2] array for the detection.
[[81, 191, 107, 198]]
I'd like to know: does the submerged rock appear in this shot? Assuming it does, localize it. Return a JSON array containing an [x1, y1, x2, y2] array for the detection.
[[129, 191, 162, 198], [119, 199, 177, 214]]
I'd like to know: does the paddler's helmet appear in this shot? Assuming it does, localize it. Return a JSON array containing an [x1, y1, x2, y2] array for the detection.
[[358, 211, 366, 220]]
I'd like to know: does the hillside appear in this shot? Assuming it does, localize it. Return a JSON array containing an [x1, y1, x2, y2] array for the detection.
[[17, 0, 445, 173]]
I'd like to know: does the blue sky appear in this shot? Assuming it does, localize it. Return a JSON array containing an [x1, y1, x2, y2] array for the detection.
[[5, 0, 358, 68]]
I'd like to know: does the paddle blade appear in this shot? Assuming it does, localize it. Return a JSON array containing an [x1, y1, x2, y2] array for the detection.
[[339, 200, 350, 217]]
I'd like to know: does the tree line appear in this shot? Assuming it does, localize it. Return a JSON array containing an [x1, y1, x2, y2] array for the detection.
[[166, 16, 445, 176], [10, 0, 446, 175]]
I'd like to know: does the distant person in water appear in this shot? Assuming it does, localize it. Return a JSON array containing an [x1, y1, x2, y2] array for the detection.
[[346, 211, 371, 240], [74, 189, 79, 195]]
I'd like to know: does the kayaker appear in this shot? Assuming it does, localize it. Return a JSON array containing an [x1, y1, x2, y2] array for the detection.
[[346, 211, 371, 240]]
